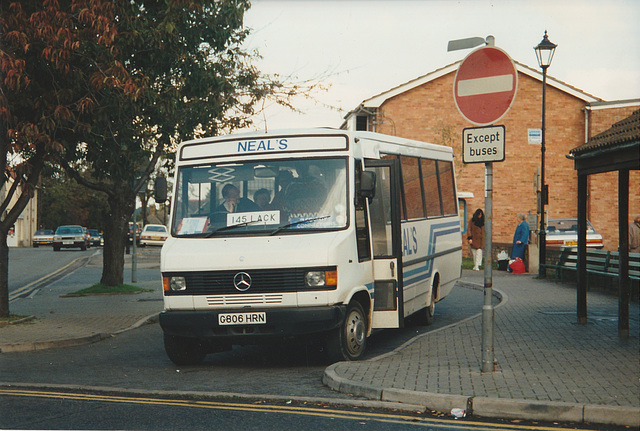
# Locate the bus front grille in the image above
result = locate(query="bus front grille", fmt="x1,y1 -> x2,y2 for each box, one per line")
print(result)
163,267 -> 336,296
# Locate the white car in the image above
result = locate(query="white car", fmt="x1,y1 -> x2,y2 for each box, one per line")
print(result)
546,218 -> 604,249
32,229 -> 54,247
140,224 -> 168,246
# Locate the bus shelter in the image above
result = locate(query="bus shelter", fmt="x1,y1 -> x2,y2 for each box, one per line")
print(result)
568,109 -> 639,338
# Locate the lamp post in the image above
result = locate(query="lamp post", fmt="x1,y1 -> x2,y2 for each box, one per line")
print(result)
534,31 -> 557,279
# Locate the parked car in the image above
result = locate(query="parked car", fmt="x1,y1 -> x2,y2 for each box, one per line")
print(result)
140,224 -> 168,246
53,225 -> 88,251
88,229 -> 102,247
128,222 -> 141,245
546,218 -> 604,249
32,229 -> 54,247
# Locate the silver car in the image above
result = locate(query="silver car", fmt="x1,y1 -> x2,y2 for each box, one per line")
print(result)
545,218 -> 604,249
32,229 -> 54,247
140,224 -> 168,246
53,225 -> 87,251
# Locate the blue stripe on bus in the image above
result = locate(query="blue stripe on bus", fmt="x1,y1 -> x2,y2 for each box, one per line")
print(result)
366,282 -> 375,299
402,220 -> 460,287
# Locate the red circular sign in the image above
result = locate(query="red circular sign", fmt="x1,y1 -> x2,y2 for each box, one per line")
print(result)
454,46 -> 518,126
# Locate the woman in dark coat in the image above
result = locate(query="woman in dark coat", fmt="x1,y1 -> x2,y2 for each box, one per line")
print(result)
468,209 -> 484,271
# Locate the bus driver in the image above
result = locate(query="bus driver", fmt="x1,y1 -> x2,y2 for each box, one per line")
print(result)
216,184 -> 259,213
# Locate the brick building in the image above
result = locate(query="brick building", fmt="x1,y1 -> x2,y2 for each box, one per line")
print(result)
342,61 -> 640,261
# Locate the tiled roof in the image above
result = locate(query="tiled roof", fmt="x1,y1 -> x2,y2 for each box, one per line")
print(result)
570,110 -> 640,156
357,60 -> 602,110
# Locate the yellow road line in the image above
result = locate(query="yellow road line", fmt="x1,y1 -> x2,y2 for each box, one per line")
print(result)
0,388 -> 588,431
8,256 -> 87,300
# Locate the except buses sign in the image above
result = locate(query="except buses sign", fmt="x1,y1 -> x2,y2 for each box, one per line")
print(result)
463,125 -> 505,163
454,46 -> 518,126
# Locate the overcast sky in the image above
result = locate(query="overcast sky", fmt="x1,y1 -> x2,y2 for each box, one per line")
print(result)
242,0 -> 640,131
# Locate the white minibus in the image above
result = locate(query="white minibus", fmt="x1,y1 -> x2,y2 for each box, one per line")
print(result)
159,129 -> 462,365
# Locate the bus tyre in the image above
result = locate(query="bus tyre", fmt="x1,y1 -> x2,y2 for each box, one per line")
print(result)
326,301 -> 367,362
416,289 -> 436,326
424,294 -> 435,325
163,334 -> 206,366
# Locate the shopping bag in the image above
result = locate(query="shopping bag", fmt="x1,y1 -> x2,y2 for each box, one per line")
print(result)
509,257 -> 526,274
497,250 -> 509,271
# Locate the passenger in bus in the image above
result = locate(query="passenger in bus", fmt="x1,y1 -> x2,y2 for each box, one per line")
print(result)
253,188 -> 271,210
283,165 -> 327,217
468,208 -> 484,271
216,184 -> 260,213
269,170 -> 294,210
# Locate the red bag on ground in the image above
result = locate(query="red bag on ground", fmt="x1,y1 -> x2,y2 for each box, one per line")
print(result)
509,257 -> 526,274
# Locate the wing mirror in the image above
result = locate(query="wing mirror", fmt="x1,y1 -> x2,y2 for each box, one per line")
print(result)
359,170 -> 376,201
154,177 -> 168,204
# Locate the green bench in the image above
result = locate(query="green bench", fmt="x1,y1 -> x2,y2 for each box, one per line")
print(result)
551,248 -> 640,287
607,252 -> 640,281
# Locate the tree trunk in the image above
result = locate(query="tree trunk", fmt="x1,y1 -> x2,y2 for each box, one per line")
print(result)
100,192 -> 135,286
0,231 -> 8,317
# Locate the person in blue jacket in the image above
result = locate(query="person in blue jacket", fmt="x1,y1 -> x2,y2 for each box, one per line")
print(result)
511,213 -> 530,260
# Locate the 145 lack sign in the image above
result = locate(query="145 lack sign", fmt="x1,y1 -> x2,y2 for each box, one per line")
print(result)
462,125 -> 505,164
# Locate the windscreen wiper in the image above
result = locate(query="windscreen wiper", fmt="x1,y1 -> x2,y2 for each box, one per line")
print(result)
269,216 -> 330,236
204,220 -> 264,237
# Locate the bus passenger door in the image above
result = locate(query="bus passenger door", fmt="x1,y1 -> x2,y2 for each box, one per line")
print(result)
366,160 -> 404,329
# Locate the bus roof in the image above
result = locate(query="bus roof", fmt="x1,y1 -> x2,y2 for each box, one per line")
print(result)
177,128 -> 454,162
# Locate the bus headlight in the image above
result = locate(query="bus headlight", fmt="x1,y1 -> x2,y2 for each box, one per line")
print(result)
305,271 -> 325,286
168,276 -> 187,291
305,270 -> 337,287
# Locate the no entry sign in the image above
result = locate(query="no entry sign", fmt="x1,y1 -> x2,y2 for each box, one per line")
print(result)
454,46 -> 518,126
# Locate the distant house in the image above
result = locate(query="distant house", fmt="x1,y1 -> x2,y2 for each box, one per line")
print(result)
342,60 -> 640,267
0,177 -> 38,247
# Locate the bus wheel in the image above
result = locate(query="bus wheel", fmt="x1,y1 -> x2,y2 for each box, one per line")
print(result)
326,301 -> 367,362
163,334 -> 206,366
424,291 -> 436,325
416,288 -> 436,326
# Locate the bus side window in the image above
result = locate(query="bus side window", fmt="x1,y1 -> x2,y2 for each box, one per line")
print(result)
400,156 -> 424,220
438,161 -> 458,216
421,159 -> 442,217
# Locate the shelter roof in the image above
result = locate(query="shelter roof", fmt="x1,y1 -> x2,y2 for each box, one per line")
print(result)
570,110 -> 640,156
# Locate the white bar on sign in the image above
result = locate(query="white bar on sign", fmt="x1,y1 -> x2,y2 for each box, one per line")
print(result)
457,74 -> 513,97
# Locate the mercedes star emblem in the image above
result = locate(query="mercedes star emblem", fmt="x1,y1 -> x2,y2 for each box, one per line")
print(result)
233,272 -> 252,292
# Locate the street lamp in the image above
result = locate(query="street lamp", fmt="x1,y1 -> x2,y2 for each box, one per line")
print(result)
534,31 -> 557,278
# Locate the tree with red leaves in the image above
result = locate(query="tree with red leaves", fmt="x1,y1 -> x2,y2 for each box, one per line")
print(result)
0,0 -> 126,316
0,0 -> 290,316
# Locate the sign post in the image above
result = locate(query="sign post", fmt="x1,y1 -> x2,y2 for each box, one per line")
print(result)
454,42 -> 517,373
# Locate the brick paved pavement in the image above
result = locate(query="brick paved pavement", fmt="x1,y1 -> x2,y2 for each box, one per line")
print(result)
324,269 -> 639,427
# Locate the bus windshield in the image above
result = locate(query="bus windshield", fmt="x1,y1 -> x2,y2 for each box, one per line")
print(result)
172,158 -> 348,237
